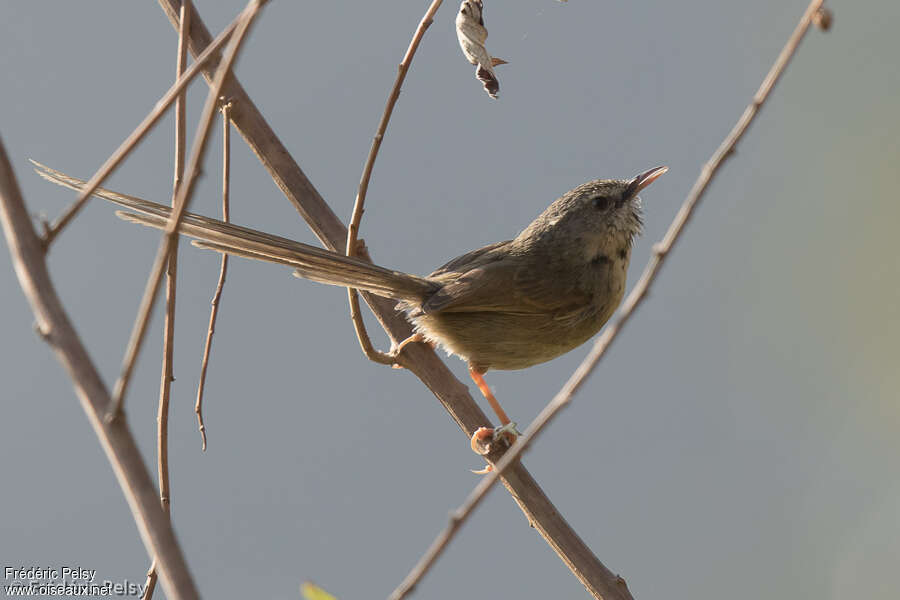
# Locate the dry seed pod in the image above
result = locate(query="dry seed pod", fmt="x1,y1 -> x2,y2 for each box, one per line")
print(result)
455,0 -> 507,98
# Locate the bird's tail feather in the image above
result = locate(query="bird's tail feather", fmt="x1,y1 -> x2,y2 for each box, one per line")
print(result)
32,160 -> 436,303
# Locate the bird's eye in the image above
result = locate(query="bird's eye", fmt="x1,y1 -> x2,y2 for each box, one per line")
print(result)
592,196 -> 611,210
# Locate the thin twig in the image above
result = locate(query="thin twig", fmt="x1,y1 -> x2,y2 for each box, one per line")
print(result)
346,0 -> 444,364
195,101 -> 233,451
107,0 -> 265,421
390,2 -> 830,598
141,561 -> 158,600
39,10 -> 243,251
144,3 -> 191,599
0,142 -> 199,599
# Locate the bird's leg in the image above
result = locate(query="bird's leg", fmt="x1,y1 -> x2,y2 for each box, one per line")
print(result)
469,368 -> 519,456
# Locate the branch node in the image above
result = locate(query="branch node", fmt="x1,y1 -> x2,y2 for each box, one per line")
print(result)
104,407 -> 123,425
33,321 -> 51,342
37,213 -> 51,236
813,7 -> 833,31
354,238 -> 371,261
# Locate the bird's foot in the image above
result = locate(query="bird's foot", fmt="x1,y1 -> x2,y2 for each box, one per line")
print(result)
469,422 -> 520,474
469,421 -> 519,456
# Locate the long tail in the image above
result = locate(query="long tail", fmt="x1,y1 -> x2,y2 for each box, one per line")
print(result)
32,161 -> 437,303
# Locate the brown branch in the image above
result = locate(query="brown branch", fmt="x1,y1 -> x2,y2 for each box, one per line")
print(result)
152,1 -> 624,595
144,3 -> 191,598
195,101 -> 233,451
108,0 -> 265,420
346,0 -> 444,365
390,2 -> 831,597
0,142 -> 199,598
39,9 -> 244,251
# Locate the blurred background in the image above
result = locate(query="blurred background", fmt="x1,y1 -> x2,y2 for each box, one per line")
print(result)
2,1 -> 898,599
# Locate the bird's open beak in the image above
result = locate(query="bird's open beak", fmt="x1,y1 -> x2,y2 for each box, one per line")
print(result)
627,166 -> 668,198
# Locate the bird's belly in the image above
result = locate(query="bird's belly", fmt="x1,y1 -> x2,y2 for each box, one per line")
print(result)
411,305 -> 614,372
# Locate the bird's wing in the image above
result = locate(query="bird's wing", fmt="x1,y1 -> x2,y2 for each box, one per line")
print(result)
423,254 -> 590,320
428,240 -> 510,276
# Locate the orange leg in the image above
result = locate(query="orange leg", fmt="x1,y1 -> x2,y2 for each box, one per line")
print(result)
469,368 -> 511,425
468,368 -> 518,458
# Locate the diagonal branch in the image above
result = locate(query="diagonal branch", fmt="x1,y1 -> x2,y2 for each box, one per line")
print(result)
346,0 -> 443,365
0,141 -> 199,600
108,0 -> 266,420
389,2 -> 832,597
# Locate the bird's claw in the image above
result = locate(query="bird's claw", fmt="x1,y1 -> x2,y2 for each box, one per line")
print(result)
470,426 -> 494,455
469,421 -> 519,471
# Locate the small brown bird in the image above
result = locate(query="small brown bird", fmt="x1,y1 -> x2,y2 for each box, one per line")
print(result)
34,163 -> 666,455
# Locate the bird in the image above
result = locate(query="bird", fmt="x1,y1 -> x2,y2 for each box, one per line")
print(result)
34,162 -> 667,457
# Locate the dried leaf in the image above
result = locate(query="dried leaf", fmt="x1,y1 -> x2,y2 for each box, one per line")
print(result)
455,0 -> 507,99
